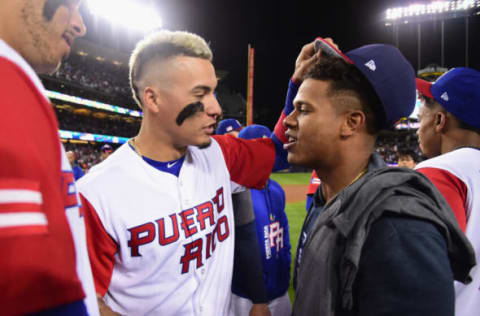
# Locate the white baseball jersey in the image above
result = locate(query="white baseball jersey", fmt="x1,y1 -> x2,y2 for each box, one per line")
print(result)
78,136 -> 276,315
416,147 -> 480,316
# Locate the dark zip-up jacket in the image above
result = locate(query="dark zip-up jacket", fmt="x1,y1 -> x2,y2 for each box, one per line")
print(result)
293,153 -> 475,316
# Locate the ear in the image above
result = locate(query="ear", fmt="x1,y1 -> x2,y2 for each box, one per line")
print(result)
142,86 -> 161,114
434,111 -> 447,133
340,110 -> 366,137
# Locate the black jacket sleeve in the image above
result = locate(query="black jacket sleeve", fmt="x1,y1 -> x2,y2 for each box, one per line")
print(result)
353,214 -> 455,316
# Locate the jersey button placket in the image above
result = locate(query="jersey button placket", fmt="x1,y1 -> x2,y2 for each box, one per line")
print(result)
178,178 -> 191,205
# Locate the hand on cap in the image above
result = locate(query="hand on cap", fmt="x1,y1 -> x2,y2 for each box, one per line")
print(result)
292,37 -> 339,83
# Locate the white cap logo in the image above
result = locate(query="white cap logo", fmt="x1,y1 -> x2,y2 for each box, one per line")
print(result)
226,126 -> 233,132
441,92 -> 449,102
365,60 -> 376,71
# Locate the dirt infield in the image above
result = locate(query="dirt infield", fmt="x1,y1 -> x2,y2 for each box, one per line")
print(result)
283,185 -> 309,203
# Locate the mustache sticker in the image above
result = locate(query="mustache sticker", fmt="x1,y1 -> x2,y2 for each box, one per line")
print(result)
176,101 -> 205,126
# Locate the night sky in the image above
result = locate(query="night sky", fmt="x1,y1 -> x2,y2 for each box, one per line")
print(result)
81,0 -> 480,128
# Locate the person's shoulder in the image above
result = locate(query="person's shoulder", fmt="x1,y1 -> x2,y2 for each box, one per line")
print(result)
357,167 -> 427,197
0,58 -> 32,93
77,145 -> 131,189
0,56 -> 22,73
0,57 -> 37,87
416,150 -> 480,190
417,148 -> 480,171
267,179 -> 285,197
268,178 -> 281,187
188,137 -> 226,161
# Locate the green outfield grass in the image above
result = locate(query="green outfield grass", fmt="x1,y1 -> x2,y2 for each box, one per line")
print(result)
285,201 -> 307,303
270,172 -> 311,185
270,172 -> 311,303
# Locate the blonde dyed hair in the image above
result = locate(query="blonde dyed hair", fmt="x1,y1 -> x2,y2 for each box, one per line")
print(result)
129,30 -> 213,108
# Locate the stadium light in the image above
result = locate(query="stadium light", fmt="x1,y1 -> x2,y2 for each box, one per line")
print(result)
385,0 -> 480,20
86,0 -> 162,33
385,0 -> 479,68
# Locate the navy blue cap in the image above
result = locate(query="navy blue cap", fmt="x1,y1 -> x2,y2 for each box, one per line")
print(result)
315,38 -> 416,128
216,119 -> 242,135
416,67 -> 480,129
238,124 -> 271,140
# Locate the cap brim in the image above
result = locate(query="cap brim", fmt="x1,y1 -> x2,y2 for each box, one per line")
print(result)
415,78 -> 434,99
314,37 -> 354,64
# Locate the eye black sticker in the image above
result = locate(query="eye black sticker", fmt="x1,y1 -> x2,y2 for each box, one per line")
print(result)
176,102 -> 205,126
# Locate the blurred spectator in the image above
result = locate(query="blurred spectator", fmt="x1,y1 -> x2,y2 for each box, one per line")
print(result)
375,129 -> 422,164
100,144 -> 114,161
397,149 -> 417,169
216,119 -> 242,137
63,143 -> 118,172
66,150 -> 85,180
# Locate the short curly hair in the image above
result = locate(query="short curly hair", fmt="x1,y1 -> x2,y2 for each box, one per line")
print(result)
129,30 -> 213,109
304,56 -> 386,134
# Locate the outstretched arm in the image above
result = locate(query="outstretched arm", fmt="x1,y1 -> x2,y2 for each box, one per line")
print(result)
215,38 -> 339,186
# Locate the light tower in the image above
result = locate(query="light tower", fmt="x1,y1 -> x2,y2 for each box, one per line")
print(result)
385,0 -> 480,68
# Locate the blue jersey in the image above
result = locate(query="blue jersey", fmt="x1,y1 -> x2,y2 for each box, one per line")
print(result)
233,179 -> 291,300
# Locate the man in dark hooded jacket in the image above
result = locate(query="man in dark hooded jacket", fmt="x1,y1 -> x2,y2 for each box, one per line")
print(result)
282,38 -> 475,316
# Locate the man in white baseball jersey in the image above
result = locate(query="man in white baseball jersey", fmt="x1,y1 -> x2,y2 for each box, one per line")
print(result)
0,1 -> 99,315
77,30 -> 290,315
415,67 -> 480,316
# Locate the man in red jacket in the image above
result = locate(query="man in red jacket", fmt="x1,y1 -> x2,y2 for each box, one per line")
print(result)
0,1 -> 99,315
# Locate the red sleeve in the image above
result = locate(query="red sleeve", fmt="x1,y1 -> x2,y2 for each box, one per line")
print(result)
417,167 -> 467,232
274,112 -> 288,143
81,194 -> 117,296
306,170 -> 321,195
0,58 -> 85,314
213,135 -> 276,189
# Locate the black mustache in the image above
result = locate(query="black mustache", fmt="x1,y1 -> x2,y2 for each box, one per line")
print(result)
176,102 -> 205,126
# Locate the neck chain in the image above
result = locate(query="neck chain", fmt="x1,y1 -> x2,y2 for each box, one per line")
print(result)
322,166 -> 368,205
347,167 -> 368,187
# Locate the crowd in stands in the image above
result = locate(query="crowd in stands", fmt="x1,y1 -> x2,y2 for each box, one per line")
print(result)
54,53 -> 131,100
55,107 -> 140,138
44,52 -> 247,113
64,143 -> 102,172
64,142 -> 119,173
375,129 -> 422,164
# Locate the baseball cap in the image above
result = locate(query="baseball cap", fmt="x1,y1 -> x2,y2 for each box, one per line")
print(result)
416,67 -> 480,129
238,124 -> 271,140
315,38 -> 416,129
101,144 -> 113,153
216,119 -> 242,135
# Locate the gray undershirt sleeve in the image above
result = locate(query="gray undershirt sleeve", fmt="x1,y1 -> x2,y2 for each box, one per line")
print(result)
232,189 -> 255,226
